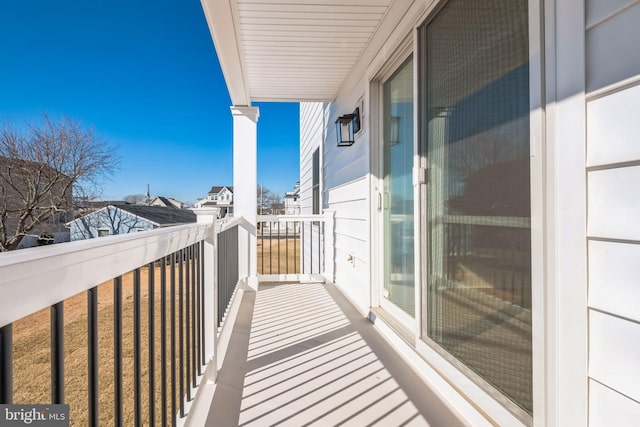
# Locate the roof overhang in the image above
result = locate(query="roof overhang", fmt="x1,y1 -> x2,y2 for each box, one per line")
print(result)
200,0 -> 393,105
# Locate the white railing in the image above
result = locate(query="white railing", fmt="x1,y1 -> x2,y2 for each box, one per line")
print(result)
0,223 -> 210,328
0,219 -> 221,426
0,211 -> 337,425
257,212 -> 334,282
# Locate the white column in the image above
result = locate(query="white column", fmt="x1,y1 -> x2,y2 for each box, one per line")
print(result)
231,106 -> 259,289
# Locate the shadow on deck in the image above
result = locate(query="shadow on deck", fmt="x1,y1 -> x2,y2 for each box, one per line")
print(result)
206,282 -> 465,427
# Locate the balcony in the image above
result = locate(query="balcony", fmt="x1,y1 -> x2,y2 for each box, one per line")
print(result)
0,211 -> 463,426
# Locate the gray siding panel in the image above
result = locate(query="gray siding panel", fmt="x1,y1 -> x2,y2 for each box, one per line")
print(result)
586,2 -> 640,92
586,0 -> 639,27
586,1 -> 640,416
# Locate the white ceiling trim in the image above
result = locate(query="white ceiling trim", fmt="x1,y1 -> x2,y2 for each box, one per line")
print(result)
201,0 -> 394,104
201,0 -> 250,105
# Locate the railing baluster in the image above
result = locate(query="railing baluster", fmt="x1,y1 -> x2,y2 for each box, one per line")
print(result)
178,249 -> 185,417
114,276 -> 123,427
310,221 -> 313,274
0,324 -> 13,404
185,247 -> 191,402
226,231 -> 230,320
88,286 -> 99,427
170,253 -> 177,427
286,221 -> 289,275
294,221 -> 298,274
319,221 -> 323,274
160,257 -> 168,427
148,262 -> 156,425
191,245 -> 197,387
133,268 -> 142,427
277,221 -> 281,273
217,233 -> 223,328
261,221 -> 264,274
216,234 -> 220,328
269,220 -> 273,274
216,225 -> 241,328
199,241 -> 205,375
222,232 -> 226,325
51,302 -> 64,404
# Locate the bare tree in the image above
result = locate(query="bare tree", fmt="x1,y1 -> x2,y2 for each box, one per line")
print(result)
257,186 -> 282,215
0,114 -> 118,251
123,194 -> 147,205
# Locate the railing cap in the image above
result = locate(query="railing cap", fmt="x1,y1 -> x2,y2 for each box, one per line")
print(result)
0,222 -> 211,327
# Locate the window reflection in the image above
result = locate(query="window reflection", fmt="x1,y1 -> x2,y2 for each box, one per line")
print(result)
383,57 -> 415,316
422,0 -> 532,415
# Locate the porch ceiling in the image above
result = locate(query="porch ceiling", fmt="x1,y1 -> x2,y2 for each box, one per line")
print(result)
200,0 -> 393,105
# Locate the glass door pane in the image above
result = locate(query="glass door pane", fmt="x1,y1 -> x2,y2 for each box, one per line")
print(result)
422,0 -> 532,415
383,56 -> 415,317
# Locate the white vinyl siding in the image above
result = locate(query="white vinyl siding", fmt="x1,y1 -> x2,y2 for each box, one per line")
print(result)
588,240 -> 640,323
589,310 -> 640,402
299,102 -> 324,274
589,380 -> 640,427
300,96 -> 371,308
322,90 -> 371,309
69,207 -> 155,241
588,167 -> 640,240
300,103 -> 323,216
586,1 -> 640,92
587,84 -> 640,166
586,0 -> 640,419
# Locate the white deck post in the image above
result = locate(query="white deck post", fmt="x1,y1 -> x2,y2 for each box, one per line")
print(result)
185,208 -> 219,427
231,106 -> 259,290
194,208 -> 219,373
323,210 -> 336,283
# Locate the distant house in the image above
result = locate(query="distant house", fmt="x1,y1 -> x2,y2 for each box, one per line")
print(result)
74,199 -> 131,213
194,186 -> 233,217
67,205 -> 196,241
284,181 -> 300,216
150,196 -> 185,209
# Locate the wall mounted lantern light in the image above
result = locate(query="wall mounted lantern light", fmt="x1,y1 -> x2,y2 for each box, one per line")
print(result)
335,107 -> 360,147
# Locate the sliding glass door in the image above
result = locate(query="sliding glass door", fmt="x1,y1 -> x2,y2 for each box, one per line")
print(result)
382,56 -> 415,317
421,0 -> 532,417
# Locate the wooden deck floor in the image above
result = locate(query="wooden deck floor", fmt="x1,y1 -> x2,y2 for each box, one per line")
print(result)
205,282 -> 465,427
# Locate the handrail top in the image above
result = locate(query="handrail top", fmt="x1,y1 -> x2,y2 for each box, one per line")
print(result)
0,222 -> 210,267
257,214 -> 326,222
0,222 -> 212,327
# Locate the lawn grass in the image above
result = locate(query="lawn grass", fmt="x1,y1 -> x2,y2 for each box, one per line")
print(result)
257,237 -> 300,275
13,263 -> 196,426
11,239 -> 300,426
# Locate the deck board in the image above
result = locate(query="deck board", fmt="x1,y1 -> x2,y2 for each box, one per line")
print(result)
206,282 -> 465,427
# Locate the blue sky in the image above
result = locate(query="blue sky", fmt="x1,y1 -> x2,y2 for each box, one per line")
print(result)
0,0 -> 300,204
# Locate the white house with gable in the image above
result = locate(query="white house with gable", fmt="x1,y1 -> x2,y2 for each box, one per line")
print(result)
194,185 -> 233,217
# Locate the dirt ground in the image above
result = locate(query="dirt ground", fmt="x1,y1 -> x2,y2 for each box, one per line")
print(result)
11,240 -> 300,426
13,262 -> 197,426
257,237 -> 300,275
